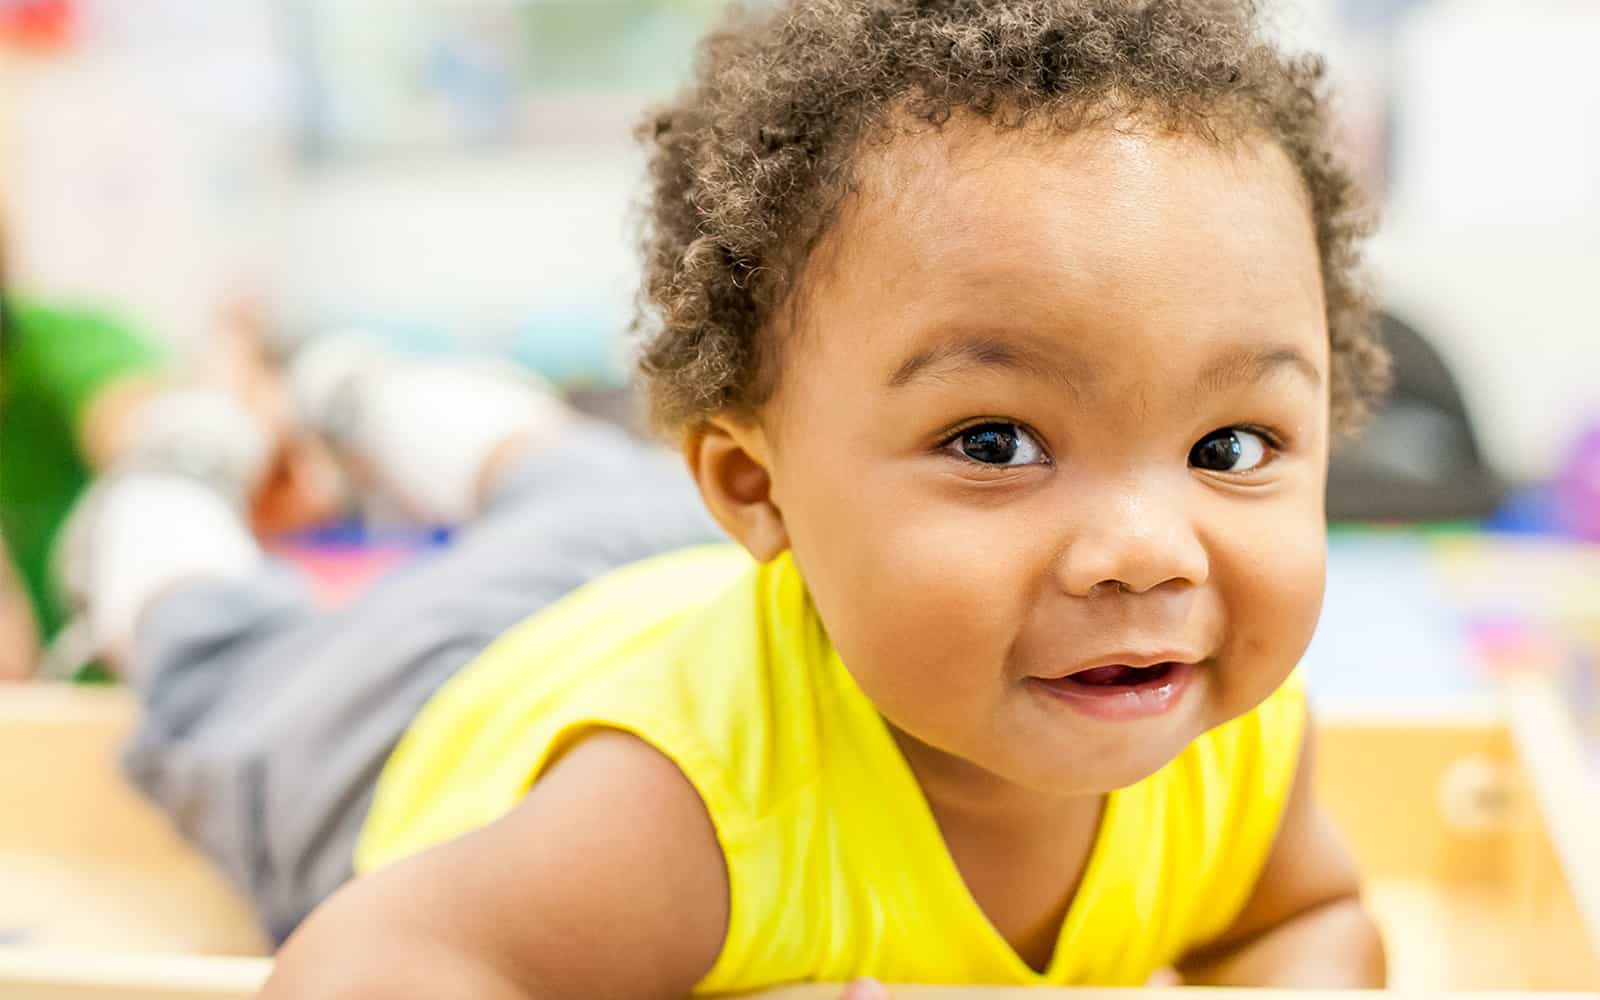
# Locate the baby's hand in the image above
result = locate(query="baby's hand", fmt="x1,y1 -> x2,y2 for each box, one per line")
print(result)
840,978 -> 889,1000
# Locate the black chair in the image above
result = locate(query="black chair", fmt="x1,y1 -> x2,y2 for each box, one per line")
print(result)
1326,311 -> 1506,522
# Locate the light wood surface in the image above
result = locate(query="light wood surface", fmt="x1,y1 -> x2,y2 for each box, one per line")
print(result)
0,952 -> 266,1000
1314,713 -> 1517,883
1314,709 -> 1599,990
2,686 -> 1598,993
3,951 -> 1599,1000
1502,672 -> 1600,961
0,686 -> 267,956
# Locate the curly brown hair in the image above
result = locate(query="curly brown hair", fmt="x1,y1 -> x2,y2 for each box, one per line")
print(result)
634,0 -> 1389,438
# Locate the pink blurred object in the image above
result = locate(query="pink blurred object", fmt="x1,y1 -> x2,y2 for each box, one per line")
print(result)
1467,614 -> 1562,676
273,542 -> 417,608
1555,421 -> 1600,541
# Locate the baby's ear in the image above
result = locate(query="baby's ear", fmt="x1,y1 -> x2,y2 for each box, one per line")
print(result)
683,415 -> 789,563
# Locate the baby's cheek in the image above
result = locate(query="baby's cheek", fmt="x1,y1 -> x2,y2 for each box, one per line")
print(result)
816,511 -> 1026,721
1233,527 -> 1326,683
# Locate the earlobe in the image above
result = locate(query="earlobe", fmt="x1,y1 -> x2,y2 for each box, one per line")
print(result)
683,417 -> 790,562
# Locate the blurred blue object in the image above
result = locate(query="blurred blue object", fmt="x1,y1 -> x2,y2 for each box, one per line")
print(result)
1486,484 -> 1564,536
1484,421 -> 1600,540
1337,0 -> 1430,31
509,307 -> 626,386
282,517 -> 452,550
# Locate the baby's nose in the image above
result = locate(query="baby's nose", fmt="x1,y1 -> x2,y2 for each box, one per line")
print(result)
1053,488 -> 1209,597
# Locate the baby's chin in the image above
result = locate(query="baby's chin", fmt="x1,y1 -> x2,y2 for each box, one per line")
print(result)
990,695 -> 1218,796
1009,741 -> 1197,798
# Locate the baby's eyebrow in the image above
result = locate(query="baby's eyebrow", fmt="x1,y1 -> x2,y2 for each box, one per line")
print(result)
1196,343 -> 1323,394
887,333 -> 1321,398
887,333 -> 1092,397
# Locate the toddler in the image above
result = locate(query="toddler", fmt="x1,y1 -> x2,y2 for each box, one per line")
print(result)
82,2 -> 1395,996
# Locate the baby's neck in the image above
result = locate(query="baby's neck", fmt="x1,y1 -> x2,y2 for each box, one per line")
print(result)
887,719 -> 1104,973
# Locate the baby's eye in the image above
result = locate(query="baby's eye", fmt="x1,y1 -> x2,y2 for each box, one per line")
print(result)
1189,427 -> 1271,473
947,422 -> 1046,467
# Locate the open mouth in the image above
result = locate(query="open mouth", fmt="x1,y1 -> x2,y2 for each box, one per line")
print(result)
1060,662 -> 1176,687
1029,661 -> 1197,720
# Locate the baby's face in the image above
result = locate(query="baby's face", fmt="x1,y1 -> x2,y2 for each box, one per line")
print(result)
761,121 -> 1330,794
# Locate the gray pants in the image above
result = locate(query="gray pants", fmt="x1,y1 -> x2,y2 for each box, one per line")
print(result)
123,421 -> 722,943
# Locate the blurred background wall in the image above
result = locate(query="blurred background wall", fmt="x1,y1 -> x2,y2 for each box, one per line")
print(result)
2,0 -> 1596,482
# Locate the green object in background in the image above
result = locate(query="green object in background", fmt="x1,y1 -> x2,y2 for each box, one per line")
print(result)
1327,519 -> 1483,538
515,0 -> 726,92
0,301 -> 165,643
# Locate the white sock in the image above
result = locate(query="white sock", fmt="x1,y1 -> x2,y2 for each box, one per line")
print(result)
356,364 -> 569,523
292,336 -> 570,524
80,474 -> 262,662
119,387 -> 274,504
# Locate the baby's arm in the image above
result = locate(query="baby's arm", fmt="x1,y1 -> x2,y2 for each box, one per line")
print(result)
1176,718 -> 1386,986
261,731 -> 730,1000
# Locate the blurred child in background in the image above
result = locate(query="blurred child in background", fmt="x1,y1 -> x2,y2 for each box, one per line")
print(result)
57,333 -> 709,943
0,248 -> 170,677
0,235 -> 340,679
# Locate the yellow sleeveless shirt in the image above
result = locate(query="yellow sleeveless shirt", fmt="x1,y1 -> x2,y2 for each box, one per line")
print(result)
357,546 -> 1305,991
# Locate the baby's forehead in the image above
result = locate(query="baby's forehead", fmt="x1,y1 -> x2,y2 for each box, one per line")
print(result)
842,115 -> 1304,230
806,120 -> 1320,314
777,119 -> 1329,404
